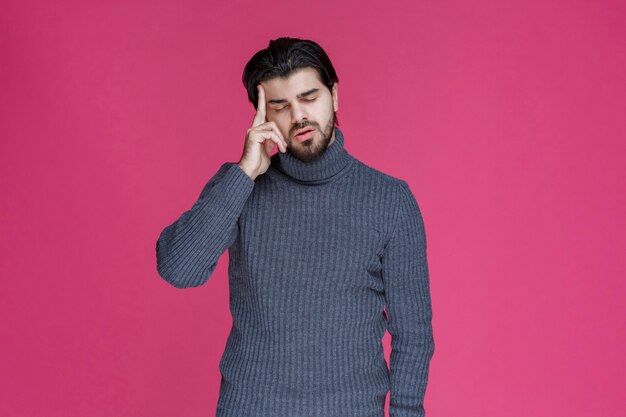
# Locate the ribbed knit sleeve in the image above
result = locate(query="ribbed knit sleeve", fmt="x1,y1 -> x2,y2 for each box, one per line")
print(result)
156,162 -> 255,289
383,181 -> 435,417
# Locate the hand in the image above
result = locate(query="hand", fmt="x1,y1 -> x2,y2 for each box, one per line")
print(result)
237,84 -> 288,180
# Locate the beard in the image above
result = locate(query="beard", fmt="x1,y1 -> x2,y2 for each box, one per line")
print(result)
287,111 -> 336,163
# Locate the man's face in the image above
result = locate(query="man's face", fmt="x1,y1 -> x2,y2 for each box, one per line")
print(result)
260,67 -> 338,163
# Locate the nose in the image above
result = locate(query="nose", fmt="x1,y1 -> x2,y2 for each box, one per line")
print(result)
290,102 -> 308,125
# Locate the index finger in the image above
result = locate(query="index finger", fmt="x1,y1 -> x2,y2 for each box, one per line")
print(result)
252,84 -> 266,127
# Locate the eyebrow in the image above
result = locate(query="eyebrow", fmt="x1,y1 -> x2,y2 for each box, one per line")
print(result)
267,88 -> 320,104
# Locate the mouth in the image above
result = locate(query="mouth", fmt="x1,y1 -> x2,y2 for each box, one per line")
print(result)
294,127 -> 315,142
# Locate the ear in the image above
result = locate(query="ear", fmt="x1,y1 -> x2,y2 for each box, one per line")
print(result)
331,82 -> 338,112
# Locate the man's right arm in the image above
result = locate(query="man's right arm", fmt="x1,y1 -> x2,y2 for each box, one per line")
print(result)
157,82 -> 286,288
155,162 -> 255,288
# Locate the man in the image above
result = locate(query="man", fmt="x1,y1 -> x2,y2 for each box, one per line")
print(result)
156,37 -> 435,417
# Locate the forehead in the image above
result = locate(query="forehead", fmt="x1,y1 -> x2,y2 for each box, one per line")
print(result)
261,67 -> 325,98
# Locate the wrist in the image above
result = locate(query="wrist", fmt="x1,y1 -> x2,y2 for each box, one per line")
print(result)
237,162 -> 256,181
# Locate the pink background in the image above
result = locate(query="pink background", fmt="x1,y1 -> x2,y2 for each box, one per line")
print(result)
1,1 -> 624,416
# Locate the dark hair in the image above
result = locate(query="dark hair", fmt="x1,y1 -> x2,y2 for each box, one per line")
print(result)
242,37 -> 339,126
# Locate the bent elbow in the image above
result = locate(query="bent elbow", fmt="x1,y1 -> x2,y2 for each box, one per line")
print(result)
155,237 -> 214,289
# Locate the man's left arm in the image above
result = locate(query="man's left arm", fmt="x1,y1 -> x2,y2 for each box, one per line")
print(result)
382,180 -> 435,417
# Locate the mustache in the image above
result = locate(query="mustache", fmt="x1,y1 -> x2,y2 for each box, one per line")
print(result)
291,122 -> 317,135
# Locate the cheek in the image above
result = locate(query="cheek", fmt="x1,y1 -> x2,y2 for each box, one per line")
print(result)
267,114 -> 286,127
314,101 -> 333,120
270,118 -> 290,137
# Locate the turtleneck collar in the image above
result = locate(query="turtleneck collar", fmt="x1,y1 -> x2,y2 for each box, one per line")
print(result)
270,126 -> 355,185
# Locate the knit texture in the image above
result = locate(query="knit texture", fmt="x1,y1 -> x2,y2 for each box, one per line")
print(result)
156,127 -> 434,417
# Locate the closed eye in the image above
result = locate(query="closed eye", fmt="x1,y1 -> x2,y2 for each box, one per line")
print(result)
275,98 -> 317,112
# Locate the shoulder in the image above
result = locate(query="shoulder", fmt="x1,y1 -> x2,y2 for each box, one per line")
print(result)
350,157 -> 415,197
352,156 -> 425,223
351,157 -> 402,184
350,157 -> 424,230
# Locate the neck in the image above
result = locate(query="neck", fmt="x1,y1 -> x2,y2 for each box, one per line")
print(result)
270,126 -> 355,184
328,128 -> 336,146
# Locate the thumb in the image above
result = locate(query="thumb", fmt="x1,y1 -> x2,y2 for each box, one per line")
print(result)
264,138 -> 274,157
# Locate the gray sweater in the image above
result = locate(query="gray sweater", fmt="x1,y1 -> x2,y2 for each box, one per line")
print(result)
156,127 -> 434,417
